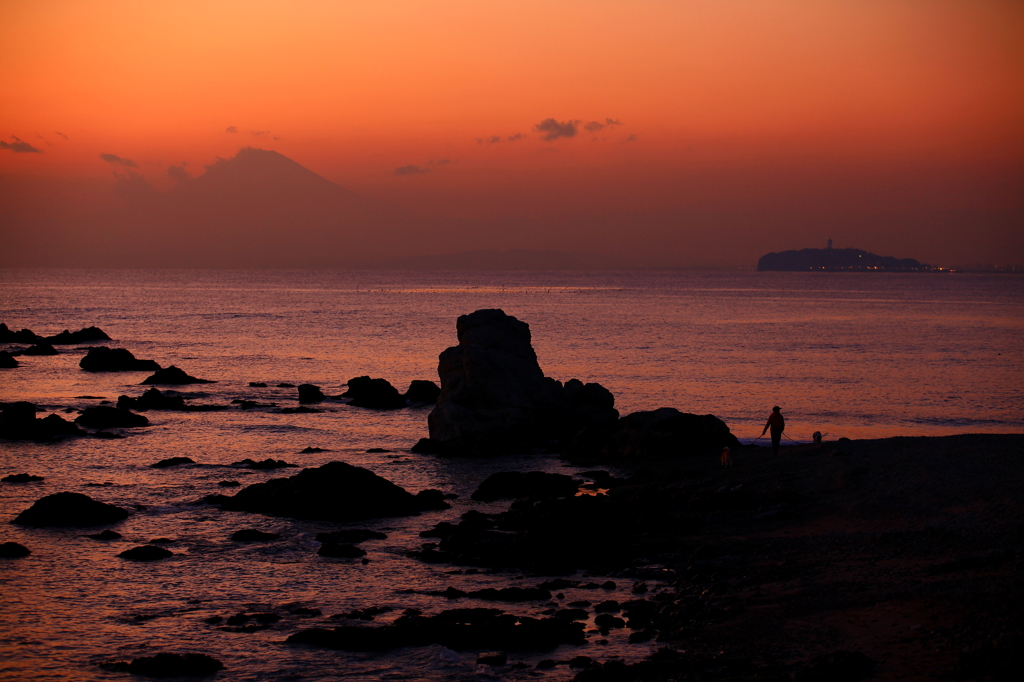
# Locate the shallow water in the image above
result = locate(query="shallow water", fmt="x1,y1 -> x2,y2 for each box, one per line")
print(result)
1,269 -> 1022,680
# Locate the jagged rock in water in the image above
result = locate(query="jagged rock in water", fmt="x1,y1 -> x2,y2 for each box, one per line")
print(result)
0,351 -> 18,368
427,309 -> 618,454
13,492 -> 129,527
404,380 -> 441,405
344,376 -> 406,409
80,347 -> 160,372
141,365 -> 215,385
150,456 -> 195,468
0,402 -> 83,441
219,460 -> 447,521
564,407 -> 740,464
297,384 -> 326,403
117,388 -> 187,411
45,326 -> 111,344
75,406 -> 149,429
0,323 -> 45,344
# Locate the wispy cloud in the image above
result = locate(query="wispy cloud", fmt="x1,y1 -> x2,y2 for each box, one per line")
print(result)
100,153 -> 138,167
584,121 -> 606,133
534,118 -> 579,141
433,158 -> 453,166
475,135 -> 502,144
605,118 -> 623,126
167,164 -> 191,183
55,131 -> 69,140
252,130 -> 270,136
0,136 -> 43,153
394,164 -> 430,176
226,126 -> 238,133
113,170 -> 154,202
507,133 -> 524,141
622,134 -> 638,143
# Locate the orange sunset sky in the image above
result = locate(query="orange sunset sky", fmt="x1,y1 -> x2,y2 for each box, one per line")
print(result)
1,0 -> 1022,268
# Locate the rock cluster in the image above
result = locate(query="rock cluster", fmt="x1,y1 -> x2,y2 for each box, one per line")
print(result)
75,406 -> 149,429
425,309 -> 618,454
0,402 -> 82,441
343,376 -> 442,409
1,323 -> 111,345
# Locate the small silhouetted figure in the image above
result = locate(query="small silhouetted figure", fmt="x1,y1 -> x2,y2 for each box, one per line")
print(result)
721,446 -> 732,468
762,406 -> 785,457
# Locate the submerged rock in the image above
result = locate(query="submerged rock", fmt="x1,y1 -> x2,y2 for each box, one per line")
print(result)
117,388 -> 187,411
2,473 -> 45,483
0,542 -> 31,558
22,343 -> 58,356
344,376 -> 406,409
86,529 -> 123,541
75,406 -> 149,429
150,456 -> 195,468
99,652 -> 224,677
565,407 -> 740,464
141,366 -> 215,385
79,347 -> 160,372
427,309 -> 618,454
13,492 -> 129,527
471,471 -> 580,501
118,545 -> 174,561
219,460 -> 448,522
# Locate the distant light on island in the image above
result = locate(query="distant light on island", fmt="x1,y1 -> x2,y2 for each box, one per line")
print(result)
757,247 -> 947,272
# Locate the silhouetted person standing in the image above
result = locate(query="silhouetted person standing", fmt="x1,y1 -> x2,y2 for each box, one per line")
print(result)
762,406 -> 785,457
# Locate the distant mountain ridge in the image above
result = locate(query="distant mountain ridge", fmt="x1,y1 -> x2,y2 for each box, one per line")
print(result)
758,248 -> 931,272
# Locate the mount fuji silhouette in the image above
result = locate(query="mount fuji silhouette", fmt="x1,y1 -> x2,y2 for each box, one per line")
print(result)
78,147 -> 424,267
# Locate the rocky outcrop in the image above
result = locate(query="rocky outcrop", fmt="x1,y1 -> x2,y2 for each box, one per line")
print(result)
287,607 -> 585,651
297,384 -> 326,403
0,542 -> 31,558
219,460 -> 449,522
0,323 -> 45,344
343,376 -> 406,409
0,402 -> 83,441
426,309 -> 618,454
118,545 -> 174,561
0,351 -> 18,368
12,492 -> 130,527
404,380 -> 441,405
564,407 -> 740,464
141,366 -> 215,385
75,406 -> 149,429
46,326 -> 111,344
471,471 -> 581,501
150,457 -> 195,468
80,347 -> 160,372
2,473 -> 45,483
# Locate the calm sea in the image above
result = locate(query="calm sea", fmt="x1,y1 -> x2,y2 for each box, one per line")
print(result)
1,269 -> 1021,681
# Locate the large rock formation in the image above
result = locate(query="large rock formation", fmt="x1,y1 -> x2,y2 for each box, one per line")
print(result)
425,309 -> 617,454
564,407 -> 740,465
219,461 -> 448,522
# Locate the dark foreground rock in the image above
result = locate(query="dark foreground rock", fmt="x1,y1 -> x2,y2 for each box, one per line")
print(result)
141,366 -> 215,385
427,309 -> 618,454
344,376 -> 406,409
13,492 -> 129,527
0,542 -> 31,558
219,461 -> 449,522
79,347 -> 161,372
287,607 -> 585,652
317,542 -> 366,558
118,545 -> 174,561
75,406 -> 149,429
565,407 -> 740,465
99,652 -> 224,677
472,471 -> 581,501
0,402 -> 84,441
0,351 -> 18,368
